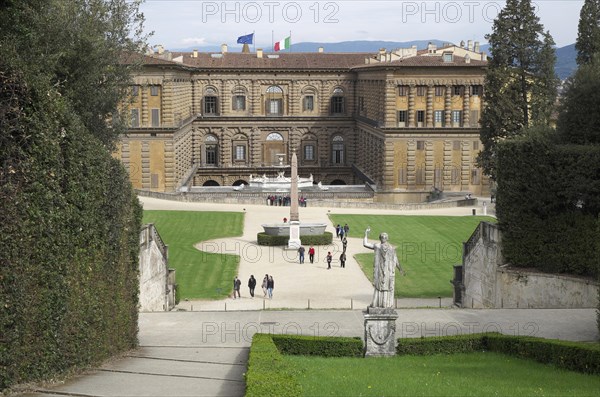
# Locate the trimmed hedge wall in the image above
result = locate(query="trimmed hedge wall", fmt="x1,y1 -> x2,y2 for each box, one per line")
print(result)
257,232 -> 333,246
1,46 -> 141,390
245,334 -> 302,397
397,333 -> 600,375
245,333 -> 600,397
272,334 -> 363,357
496,136 -> 600,277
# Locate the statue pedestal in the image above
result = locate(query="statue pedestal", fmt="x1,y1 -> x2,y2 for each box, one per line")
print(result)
363,307 -> 398,357
287,221 -> 301,249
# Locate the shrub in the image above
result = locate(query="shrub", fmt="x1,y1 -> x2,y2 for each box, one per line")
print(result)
397,334 -> 487,355
272,334 -> 363,357
245,334 -> 302,397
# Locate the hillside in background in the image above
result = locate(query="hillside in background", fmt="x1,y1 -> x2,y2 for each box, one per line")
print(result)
171,40 -> 576,79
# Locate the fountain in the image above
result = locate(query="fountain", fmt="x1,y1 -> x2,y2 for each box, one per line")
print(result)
259,149 -> 328,245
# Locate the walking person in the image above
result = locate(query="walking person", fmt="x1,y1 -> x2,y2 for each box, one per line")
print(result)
248,275 -> 256,298
267,275 -> 274,299
343,223 -> 349,236
342,236 -> 348,253
335,224 -> 341,238
262,274 -> 268,297
308,245 -> 315,264
326,252 -> 332,269
339,227 -> 345,241
340,252 -> 346,268
298,245 -> 305,264
233,276 -> 241,299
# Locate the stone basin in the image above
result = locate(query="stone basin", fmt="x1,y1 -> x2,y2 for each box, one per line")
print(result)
261,223 -> 327,236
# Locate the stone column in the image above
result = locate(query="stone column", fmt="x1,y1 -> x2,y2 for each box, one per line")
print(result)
463,85 -> 471,127
408,85 -> 416,127
426,85 -> 434,127
288,150 -> 301,249
444,84 -> 452,127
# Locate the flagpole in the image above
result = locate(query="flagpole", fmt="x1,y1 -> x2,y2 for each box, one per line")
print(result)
271,30 -> 274,52
253,30 -> 256,53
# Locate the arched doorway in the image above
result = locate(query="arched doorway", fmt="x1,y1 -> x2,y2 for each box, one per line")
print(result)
203,180 -> 220,187
232,180 -> 247,186
330,179 -> 347,185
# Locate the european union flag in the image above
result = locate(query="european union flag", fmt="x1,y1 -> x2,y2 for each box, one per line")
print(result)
237,33 -> 254,45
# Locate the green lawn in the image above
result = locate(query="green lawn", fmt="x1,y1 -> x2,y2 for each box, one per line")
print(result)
285,352 -> 600,397
329,215 -> 495,297
143,210 -> 244,299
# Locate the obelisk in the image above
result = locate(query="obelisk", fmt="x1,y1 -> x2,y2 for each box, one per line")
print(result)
287,149 -> 301,249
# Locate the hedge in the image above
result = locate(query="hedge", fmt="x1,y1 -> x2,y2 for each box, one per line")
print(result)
496,135 -> 600,277
271,334 -> 363,357
245,334 -> 302,397
1,45 -> 141,390
397,333 -> 600,375
257,232 -> 333,246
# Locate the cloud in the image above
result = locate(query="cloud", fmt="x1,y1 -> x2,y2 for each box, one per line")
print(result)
181,37 -> 208,45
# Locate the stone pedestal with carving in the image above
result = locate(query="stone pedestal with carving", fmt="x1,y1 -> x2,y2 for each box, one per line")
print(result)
287,221 -> 301,249
363,307 -> 398,357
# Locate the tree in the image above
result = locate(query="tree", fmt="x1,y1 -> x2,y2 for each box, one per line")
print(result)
576,0 -> 600,65
477,0 -> 558,179
557,53 -> 600,144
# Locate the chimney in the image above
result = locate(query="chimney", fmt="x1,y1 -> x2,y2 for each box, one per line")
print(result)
474,41 -> 480,53
465,54 -> 471,64
468,40 -> 474,51
460,40 -> 465,48
156,44 -> 165,55
192,49 -> 198,58
221,43 -> 228,53
257,48 -> 263,58
318,46 -> 324,53
482,52 -> 488,61
427,42 -> 437,53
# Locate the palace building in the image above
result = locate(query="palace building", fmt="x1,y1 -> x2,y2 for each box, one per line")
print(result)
116,41 -> 489,203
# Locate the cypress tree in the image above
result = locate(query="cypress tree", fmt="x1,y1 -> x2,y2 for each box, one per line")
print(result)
576,0 -> 600,65
477,0 -> 558,179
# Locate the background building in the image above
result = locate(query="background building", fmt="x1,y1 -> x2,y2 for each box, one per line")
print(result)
116,42 -> 489,203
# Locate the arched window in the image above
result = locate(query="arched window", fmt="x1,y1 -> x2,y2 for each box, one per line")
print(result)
266,85 -> 284,116
205,134 -> 218,166
332,135 -> 344,164
330,87 -> 345,115
232,86 -> 247,111
204,87 -> 218,115
302,134 -> 317,163
266,132 -> 284,141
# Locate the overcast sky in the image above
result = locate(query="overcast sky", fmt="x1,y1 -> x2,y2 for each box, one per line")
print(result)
139,0 -> 583,50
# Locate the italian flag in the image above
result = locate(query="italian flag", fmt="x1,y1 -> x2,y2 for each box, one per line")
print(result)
274,36 -> 291,51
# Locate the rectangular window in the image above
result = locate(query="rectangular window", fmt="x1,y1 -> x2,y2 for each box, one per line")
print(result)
434,110 -> 443,125
304,145 -> 315,161
304,95 -> 314,111
331,96 -> 344,114
452,110 -> 462,125
417,110 -> 425,125
131,86 -> 139,96
451,168 -> 460,184
417,140 -> 425,151
150,85 -> 159,96
151,108 -> 160,127
471,85 -> 481,96
398,86 -> 408,96
470,110 -> 480,127
416,86 -> 426,97
204,96 -> 217,115
435,86 -> 444,96
206,145 -> 217,165
416,168 -> 425,185
333,143 -> 344,164
235,145 -> 246,161
471,168 -> 480,185
473,141 -> 479,150
398,110 -> 407,126
232,95 -> 246,111
151,174 -> 159,189
130,109 -> 139,128
398,167 -> 407,184
453,86 -> 463,96
268,99 -> 282,115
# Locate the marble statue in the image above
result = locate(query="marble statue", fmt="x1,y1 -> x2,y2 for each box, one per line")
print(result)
363,228 -> 405,308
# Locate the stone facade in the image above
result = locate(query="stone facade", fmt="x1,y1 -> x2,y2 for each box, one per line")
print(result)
116,44 -> 490,202
139,224 -> 176,312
